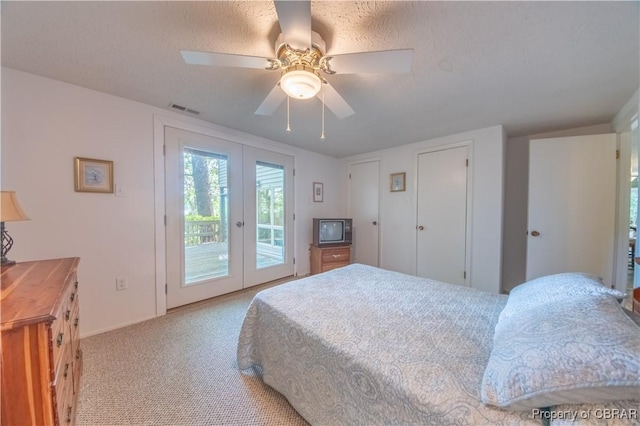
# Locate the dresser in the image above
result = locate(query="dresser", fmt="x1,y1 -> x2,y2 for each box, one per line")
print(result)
310,245 -> 351,275
1,258 -> 82,426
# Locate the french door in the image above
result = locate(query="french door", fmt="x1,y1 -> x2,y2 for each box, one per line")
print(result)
165,127 -> 294,308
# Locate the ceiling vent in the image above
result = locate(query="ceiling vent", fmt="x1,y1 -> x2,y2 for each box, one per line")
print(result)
168,102 -> 200,115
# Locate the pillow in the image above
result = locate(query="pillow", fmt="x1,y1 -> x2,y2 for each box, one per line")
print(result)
499,273 -> 627,323
481,293 -> 640,411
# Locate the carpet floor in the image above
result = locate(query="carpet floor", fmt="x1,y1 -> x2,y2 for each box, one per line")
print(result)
76,282 -> 309,426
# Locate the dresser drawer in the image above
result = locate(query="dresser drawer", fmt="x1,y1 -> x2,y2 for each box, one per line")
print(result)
51,316 -> 68,373
52,277 -> 76,372
321,261 -> 349,272
320,247 -> 350,263
54,351 -> 74,425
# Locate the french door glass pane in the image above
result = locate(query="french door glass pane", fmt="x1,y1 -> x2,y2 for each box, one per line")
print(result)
256,161 -> 285,269
183,148 -> 229,284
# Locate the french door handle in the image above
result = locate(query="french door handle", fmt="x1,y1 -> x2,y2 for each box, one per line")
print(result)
236,221 -> 245,227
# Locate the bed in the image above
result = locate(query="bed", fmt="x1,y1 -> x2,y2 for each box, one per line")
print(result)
237,264 -> 640,425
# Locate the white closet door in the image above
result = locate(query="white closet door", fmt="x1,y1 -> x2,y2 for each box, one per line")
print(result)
348,160 -> 380,266
416,146 -> 468,285
527,134 -> 617,285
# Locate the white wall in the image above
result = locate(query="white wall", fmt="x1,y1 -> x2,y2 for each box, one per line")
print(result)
1,68 -> 342,337
341,125 -> 506,294
502,123 -> 614,293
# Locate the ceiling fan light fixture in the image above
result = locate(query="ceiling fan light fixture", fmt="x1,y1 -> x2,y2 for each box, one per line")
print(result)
280,67 -> 321,99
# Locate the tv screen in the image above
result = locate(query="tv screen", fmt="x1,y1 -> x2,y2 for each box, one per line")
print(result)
320,220 -> 344,243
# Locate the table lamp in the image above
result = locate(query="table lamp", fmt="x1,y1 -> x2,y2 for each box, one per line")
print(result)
0,191 -> 29,266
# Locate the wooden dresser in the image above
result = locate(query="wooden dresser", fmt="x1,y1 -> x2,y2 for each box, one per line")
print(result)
1,257 -> 82,426
310,245 -> 351,275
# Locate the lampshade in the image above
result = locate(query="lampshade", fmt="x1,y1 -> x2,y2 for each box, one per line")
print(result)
280,69 -> 322,100
0,191 -> 29,222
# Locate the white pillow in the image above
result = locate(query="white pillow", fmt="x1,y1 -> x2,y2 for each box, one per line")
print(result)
499,273 -> 626,324
481,293 -> 640,411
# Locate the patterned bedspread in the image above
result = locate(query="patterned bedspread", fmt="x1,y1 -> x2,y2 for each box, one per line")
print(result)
237,264 -> 538,425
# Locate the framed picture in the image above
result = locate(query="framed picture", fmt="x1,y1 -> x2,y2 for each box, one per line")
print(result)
313,182 -> 323,202
390,172 -> 406,192
74,157 -> 114,193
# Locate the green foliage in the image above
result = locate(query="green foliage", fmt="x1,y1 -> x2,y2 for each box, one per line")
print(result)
185,215 -> 218,222
257,187 -> 284,225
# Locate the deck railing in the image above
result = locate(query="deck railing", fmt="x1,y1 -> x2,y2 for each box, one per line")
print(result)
185,220 -> 222,246
185,220 -> 283,263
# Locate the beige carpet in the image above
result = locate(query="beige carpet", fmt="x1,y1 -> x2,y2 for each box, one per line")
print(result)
76,282 -> 308,426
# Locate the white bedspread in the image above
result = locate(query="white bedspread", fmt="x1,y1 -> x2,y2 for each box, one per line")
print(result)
237,264 -> 539,425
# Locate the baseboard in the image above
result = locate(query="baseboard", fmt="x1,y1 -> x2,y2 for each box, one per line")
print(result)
80,314 -> 158,339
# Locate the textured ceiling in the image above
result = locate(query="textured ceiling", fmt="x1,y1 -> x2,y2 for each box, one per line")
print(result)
2,1 -> 638,158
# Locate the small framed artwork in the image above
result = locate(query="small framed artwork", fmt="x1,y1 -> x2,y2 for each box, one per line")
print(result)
313,182 -> 323,202
74,157 -> 114,193
390,172 -> 406,192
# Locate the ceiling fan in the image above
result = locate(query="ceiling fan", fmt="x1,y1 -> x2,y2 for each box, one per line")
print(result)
180,0 -> 413,120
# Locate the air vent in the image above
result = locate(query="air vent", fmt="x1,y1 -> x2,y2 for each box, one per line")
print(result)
168,103 -> 200,115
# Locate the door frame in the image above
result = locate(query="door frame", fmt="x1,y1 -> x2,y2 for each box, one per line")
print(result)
153,114 -> 297,316
614,124 -> 635,293
414,141 -> 473,283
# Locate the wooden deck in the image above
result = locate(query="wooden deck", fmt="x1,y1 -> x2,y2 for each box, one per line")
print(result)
185,241 -> 283,284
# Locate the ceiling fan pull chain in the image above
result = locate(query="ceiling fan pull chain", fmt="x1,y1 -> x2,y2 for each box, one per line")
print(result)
286,96 -> 291,133
321,89 -> 326,141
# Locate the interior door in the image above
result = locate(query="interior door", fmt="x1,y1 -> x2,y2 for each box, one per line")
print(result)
348,160 -> 380,266
242,146 -> 295,287
527,134 -> 617,285
416,146 -> 468,285
165,127 -> 244,308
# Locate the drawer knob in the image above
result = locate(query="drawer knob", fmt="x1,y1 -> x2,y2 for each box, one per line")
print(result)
64,362 -> 70,378
56,332 -> 64,347
74,317 -> 79,328
74,281 -> 78,290
332,254 -> 341,258
65,310 -> 71,321
70,292 -> 75,302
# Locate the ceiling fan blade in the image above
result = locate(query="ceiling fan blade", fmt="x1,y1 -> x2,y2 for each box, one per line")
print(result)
274,0 -> 311,50
318,83 -> 355,119
255,83 -> 287,116
181,50 -> 272,70
325,49 -> 414,74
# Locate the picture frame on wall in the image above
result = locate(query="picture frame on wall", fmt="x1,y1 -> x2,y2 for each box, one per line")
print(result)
313,182 -> 323,202
390,172 -> 406,192
74,157 -> 114,193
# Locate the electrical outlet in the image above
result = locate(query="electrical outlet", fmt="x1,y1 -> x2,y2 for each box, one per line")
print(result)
116,277 -> 127,291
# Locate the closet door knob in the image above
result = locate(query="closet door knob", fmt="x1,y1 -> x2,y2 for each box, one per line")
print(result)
372,221 -> 377,226
531,230 -> 540,237
417,225 -> 424,231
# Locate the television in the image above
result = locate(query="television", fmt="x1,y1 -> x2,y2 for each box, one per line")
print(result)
312,218 -> 353,247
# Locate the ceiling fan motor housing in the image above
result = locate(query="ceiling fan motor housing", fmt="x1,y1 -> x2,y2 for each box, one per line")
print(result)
275,32 -> 328,99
